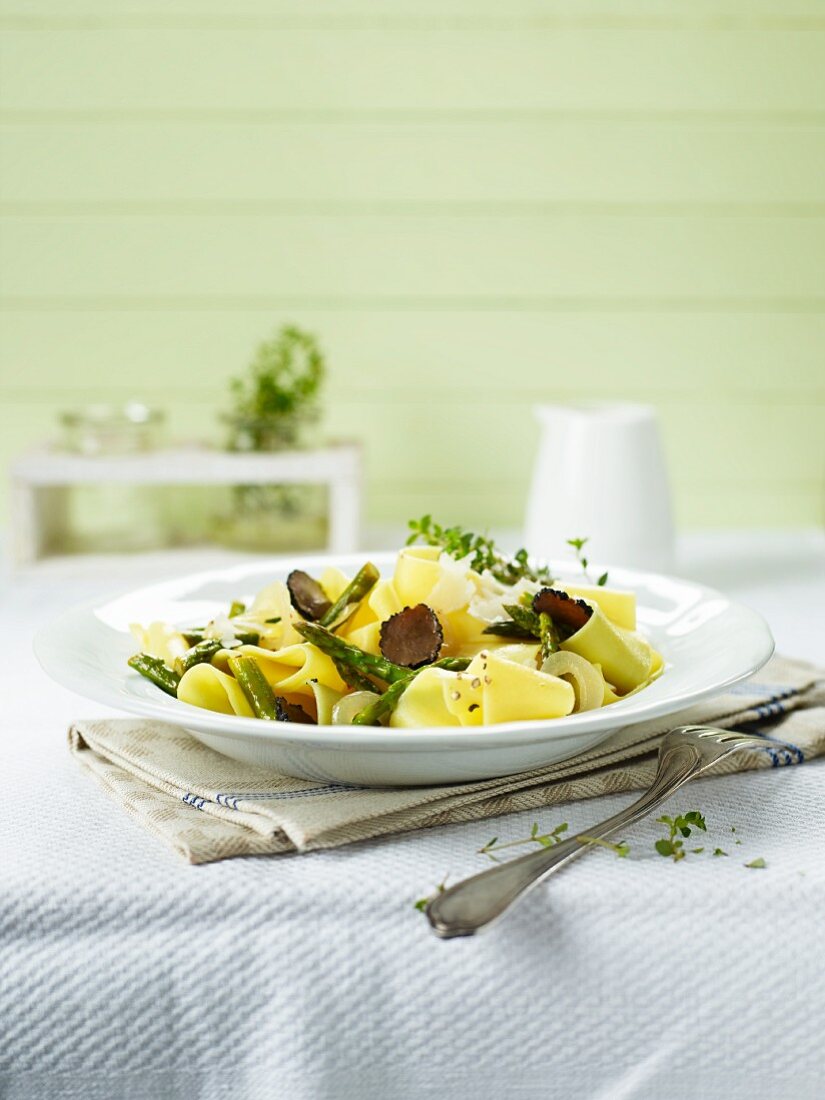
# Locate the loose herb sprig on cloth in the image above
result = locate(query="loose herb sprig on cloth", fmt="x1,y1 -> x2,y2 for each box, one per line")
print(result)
413,874 -> 449,912
478,821 -> 570,862
407,515 -> 553,586
654,811 -> 707,861
576,835 -> 631,857
412,809 -> 771,913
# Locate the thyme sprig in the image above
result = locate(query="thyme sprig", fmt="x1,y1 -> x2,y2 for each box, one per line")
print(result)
478,821 -> 569,862
577,834 -> 631,857
406,515 -> 553,586
413,873 -> 449,912
654,811 -> 707,861
412,809 -> 771,914
566,537 -> 608,587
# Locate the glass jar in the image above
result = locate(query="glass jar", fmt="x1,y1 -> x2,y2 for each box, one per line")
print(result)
48,403 -> 167,555
60,402 -> 164,456
217,411 -> 329,551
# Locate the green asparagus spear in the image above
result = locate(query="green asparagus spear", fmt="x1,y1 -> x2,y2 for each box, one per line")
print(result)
351,657 -> 471,726
539,611 -> 560,662
351,675 -> 413,725
319,562 -> 380,629
482,620 -> 536,640
432,657 -> 472,673
482,601 -> 547,640
182,627 -> 260,646
128,653 -> 181,697
294,620 -> 410,683
228,600 -> 246,618
174,638 -> 222,675
503,603 -> 542,636
227,655 -> 280,719
332,657 -> 377,693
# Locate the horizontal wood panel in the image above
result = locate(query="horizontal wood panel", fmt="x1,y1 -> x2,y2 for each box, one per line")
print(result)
2,29 -> 825,113
368,482 -> 824,529
3,123 -> 825,206
3,394 -> 822,489
2,311 -> 824,395
3,215 -> 824,299
368,483 -> 824,529
4,2 -> 825,19
5,2 -> 825,31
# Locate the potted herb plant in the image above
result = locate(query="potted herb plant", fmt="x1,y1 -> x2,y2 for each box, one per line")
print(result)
224,324 -> 325,451
219,324 -> 328,550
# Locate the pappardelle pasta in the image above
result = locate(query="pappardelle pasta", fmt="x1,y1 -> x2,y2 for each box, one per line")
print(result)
127,527 -> 664,729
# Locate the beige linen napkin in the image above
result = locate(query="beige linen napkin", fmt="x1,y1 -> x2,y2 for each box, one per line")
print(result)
69,655 -> 825,864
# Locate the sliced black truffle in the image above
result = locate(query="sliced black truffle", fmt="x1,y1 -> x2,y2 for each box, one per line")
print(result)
379,604 -> 444,669
275,697 -> 316,724
532,588 -> 593,636
286,569 -> 332,621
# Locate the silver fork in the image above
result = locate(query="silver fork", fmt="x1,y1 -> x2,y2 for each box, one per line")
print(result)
427,725 -> 797,938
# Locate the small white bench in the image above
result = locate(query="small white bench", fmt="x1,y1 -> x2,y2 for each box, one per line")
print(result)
9,442 -> 363,567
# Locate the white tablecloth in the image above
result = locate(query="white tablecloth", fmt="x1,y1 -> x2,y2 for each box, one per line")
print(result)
2,531 -> 824,1100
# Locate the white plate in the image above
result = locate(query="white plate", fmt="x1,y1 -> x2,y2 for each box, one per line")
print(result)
35,552 -> 774,786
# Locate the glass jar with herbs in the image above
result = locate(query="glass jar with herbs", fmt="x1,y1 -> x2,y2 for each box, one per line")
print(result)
217,324 -> 329,551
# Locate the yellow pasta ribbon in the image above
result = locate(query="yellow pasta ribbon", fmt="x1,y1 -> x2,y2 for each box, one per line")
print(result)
469,650 -> 576,725
342,579 -> 403,635
390,668 -> 462,728
344,621 -> 382,657
561,607 -> 652,694
319,566 -> 350,603
310,681 -> 347,724
248,580 -> 304,648
439,607 -> 492,658
221,642 -> 347,701
129,621 -> 189,666
392,545 -> 442,606
561,584 -> 636,631
177,663 -> 254,717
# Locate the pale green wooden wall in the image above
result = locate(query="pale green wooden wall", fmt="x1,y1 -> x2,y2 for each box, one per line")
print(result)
2,1 -> 824,531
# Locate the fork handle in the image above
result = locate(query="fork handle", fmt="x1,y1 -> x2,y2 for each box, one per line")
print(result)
427,740 -> 704,938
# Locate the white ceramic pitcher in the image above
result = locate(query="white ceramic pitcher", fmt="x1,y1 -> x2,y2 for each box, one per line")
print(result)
524,403 -> 674,572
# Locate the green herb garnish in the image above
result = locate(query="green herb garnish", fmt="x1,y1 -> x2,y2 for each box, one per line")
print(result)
713,847 -> 728,857
407,515 -> 553,586
576,834 -> 631,857
413,873 -> 449,912
566,537 -> 609,587
745,857 -> 767,869
478,820 -> 569,861
654,810 -> 707,861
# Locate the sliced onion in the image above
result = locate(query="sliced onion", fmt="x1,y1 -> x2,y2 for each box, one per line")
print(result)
331,691 -> 381,725
540,651 -> 604,712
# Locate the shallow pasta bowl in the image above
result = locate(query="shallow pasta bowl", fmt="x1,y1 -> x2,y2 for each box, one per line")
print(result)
34,552 -> 774,786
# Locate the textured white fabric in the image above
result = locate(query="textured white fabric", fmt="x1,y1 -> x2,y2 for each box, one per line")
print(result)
2,533 -> 825,1100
